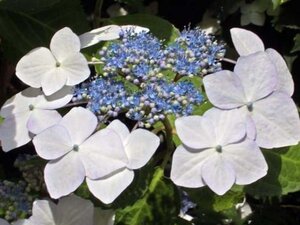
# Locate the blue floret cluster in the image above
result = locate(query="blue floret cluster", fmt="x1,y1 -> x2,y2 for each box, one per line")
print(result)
73,28 -> 225,127
0,180 -> 33,221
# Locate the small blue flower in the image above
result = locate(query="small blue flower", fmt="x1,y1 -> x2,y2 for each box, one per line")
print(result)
100,31 -> 164,86
164,27 -> 225,76
0,180 -> 33,221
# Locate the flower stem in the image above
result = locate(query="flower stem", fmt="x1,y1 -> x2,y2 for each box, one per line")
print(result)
88,61 -> 104,65
161,118 -> 174,169
221,58 -> 237,64
93,0 -> 104,28
59,101 -> 88,109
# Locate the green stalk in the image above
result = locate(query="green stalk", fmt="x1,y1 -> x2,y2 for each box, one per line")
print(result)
93,0 -> 104,28
161,117 -> 174,169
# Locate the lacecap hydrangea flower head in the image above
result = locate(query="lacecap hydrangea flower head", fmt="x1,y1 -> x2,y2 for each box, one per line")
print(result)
1,22 -> 299,224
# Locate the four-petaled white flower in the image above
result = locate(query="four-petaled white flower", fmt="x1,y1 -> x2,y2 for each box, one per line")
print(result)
0,87 -> 73,152
171,108 -> 268,195
32,107 -> 129,199
23,195 -> 114,225
86,119 -> 160,204
203,52 -> 300,148
16,27 -> 90,96
230,27 -> 294,96
79,25 -> 150,48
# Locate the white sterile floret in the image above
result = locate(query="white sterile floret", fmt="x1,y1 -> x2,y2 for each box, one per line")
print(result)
23,195 -> 114,225
203,52 -> 300,149
230,27 -> 294,96
16,27 -> 90,96
171,108 -> 268,195
0,87 -> 73,152
79,25 -> 122,48
86,119 -> 160,204
79,25 -> 150,48
0,218 -> 27,225
32,107 -> 128,199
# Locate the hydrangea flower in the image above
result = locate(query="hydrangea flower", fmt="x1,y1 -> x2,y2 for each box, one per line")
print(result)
32,107 -> 128,199
16,27 -> 90,96
171,108 -> 268,195
74,78 -> 203,127
203,52 -> 300,148
79,25 -> 149,49
86,120 -> 160,204
0,180 -> 33,221
0,87 -> 73,152
230,27 -> 294,96
100,30 -> 163,85
79,25 -> 122,49
23,195 -> 114,225
0,219 -> 27,225
73,78 -> 128,119
240,1 -> 268,26
126,80 -> 203,127
163,27 -> 225,76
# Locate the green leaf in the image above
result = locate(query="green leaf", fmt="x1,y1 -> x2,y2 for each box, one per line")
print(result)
0,0 -> 89,62
0,116 -> 3,125
193,101 -> 213,116
0,0 -> 60,13
115,167 -> 180,225
245,144 -> 300,197
271,0 -> 300,31
103,14 -> 180,44
291,34 -> 300,53
186,186 -> 244,212
272,0 -> 289,9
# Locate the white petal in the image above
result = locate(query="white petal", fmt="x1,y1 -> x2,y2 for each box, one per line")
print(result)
238,107 -> 257,140
107,119 -> 130,143
266,48 -> 294,96
175,116 -> 216,149
230,28 -> 265,56
32,125 -> 72,160
224,140 -> 267,184
16,47 -> 56,88
50,27 -> 81,61
59,107 -> 97,145
203,70 -> 247,109
0,112 -> 31,152
204,108 -> 246,146
124,129 -> 160,169
55,195 -> 94,225
44,152 -> 85,199
170,145 -> 213,188
86,168 -> 134,204
201,154 -> 235,195
79,25 -> 121,49
0,218 -> 10,225
0,88 -> 41,117
27,109 -> 62,134
30,200 -> 56,224
62,53 -> 90,86
252,92 -> 300,148
36,86 -> 74,109
12,220 -> 28,225
121,25 -> 150,34
94,208 -> 115,225
234,52 -> 277,102
41,68 -> 67,96
80,128 -> 128,179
